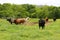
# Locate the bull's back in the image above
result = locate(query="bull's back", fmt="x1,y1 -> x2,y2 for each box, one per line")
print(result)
15,19 -> 25,24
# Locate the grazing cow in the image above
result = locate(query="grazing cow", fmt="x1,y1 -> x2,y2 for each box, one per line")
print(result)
53,17 -> 56,21
14,17 -> 29,24
38,18 -> 45,29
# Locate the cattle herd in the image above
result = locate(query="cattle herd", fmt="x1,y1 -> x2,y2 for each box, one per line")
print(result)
6,17 -> 57,29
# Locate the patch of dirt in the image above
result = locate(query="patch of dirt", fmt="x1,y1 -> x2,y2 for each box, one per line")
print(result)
45,21 -> 53,26
24,21 -> 53,26
24,22 -> 38,26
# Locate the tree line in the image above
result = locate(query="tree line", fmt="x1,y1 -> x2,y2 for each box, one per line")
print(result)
0,3 -> 60,19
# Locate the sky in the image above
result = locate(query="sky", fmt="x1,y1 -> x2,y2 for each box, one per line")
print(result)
0,0 -> 60,6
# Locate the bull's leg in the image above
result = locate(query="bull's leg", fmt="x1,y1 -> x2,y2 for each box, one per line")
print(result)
15,23 -> 18,25
14,22 -> 18,25
39,23 -> 41,29
54,19 -> 56,21
9,22 -> 12,24
42,25 -> 45,29
11,22 -> 12,24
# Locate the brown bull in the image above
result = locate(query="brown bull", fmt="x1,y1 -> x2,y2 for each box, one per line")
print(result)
14,18 -> 26,24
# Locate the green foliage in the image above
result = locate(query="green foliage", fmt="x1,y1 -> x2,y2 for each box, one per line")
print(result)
0,3 -> 60,18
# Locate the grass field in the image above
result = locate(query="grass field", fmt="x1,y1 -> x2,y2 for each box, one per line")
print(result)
0,18 -> 60,40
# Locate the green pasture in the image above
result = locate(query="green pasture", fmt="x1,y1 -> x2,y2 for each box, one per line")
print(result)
0,18 -> 60,40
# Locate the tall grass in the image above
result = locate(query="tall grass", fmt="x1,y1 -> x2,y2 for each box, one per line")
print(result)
0,19 -> 60,40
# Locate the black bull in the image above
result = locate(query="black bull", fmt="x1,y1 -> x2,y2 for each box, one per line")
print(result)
39,19 -> 45,29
